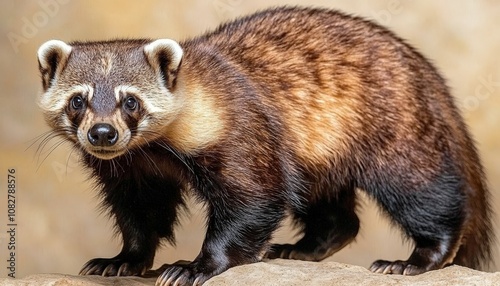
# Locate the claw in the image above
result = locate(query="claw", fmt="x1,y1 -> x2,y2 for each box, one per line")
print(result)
193,276 -> 202,286
155,266 -> 190,286
79,257 -> 151,277
165,268 -> 182,286
156,268 -> 173,286
79,261 -> 92,275
369,259 -> 427,275
140,266 -> 148,276
154,260 -> 214,286
117,263 -> 129,276
102,264 -> 114,276
87,264 -> 102,275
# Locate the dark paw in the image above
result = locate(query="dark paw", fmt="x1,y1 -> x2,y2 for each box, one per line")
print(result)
79,257 -> 149,276
265,243 -> 329,261
265,244 -> 298,259
155,261 -> 211,286
369,259 -> 427,275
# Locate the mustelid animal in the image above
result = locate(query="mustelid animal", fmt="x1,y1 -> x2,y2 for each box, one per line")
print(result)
37,6 -> 492,286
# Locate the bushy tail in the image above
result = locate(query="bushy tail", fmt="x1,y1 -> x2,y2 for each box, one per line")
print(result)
453,203 -> 494,270
452,138 -> 495,271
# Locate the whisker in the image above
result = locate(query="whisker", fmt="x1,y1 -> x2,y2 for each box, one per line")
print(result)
25,130 -> 54,152
35,132 -> 63,161
137,130 -> 195,175
32,131 -> 55,154
138,146 -> 162,177
158,141 -> 195,174
30,125 -> 77,166
109,156 -> 125,178
66,146 -> 81,174
123,149 -> 131,166
36,138 -> 68,172
96,156 -> 103,177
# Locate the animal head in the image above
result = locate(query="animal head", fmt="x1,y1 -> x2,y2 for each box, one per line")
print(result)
37,39 -> 184,159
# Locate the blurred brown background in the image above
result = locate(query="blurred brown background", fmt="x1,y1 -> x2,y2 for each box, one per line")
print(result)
0,0 -> 499,278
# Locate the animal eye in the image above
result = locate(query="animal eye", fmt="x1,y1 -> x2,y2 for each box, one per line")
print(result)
124,96 -> 138,111
71,95 -> 84,110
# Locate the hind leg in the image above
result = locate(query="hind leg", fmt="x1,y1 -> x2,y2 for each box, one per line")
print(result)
266,188 -> 359,261
369,236 -> 460,275
367,175 -> 465,275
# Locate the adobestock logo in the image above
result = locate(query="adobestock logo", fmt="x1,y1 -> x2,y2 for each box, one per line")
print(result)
460,74 -> 500,115
7,0 -> 69,53
370,0 -> 410,26
213,0 -> 243,19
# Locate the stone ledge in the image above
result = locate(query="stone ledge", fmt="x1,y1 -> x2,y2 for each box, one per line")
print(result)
2,260 -> 500,285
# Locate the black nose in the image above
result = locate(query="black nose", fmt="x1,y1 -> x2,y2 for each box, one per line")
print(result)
87,123 -> 118,146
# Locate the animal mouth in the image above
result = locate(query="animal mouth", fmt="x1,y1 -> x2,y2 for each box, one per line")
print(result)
87,148 -> 126,160
76,129 -> 130,160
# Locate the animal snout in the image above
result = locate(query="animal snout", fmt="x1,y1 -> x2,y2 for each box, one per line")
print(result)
87,123 -> 118,146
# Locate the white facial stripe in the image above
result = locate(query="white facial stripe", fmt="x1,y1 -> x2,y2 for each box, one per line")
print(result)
115,85 -> 139,102
84,84 -> 94,102
39,83 -> 94,112
115,84 -> 166,114
100,52 -> 114,77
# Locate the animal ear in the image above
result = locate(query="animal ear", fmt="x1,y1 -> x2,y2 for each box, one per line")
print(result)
37,40 -> 72,91
144,39 -> 183,90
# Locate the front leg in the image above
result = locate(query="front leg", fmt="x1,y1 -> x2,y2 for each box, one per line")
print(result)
79,227 -> 158,276
80,174 -> 183,277
79,195 -> 159,276
156,196 -> 285,285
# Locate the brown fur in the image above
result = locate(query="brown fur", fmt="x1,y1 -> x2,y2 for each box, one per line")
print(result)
37,6 -> 492,286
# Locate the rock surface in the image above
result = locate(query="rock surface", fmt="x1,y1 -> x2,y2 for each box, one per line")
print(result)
2,260 -> 500,286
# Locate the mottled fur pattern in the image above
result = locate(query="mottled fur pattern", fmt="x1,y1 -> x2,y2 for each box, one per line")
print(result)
37,6 -> 492,286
